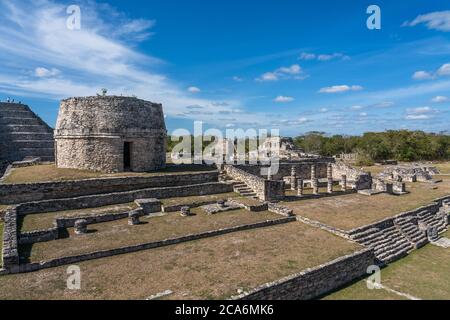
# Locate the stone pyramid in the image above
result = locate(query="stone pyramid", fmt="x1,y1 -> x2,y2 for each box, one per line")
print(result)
0,102 -> 55,163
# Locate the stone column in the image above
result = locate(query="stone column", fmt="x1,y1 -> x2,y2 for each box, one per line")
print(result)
297,179 -> 304,197
312,178 -> 319,195
267,168 -> 272,181
341,175 -> 347,191
311,165 -> 316,179
290,166 -> 298,191
327,164 -> 333,194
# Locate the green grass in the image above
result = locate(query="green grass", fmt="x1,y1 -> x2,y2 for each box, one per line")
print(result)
0,222 -> 359,300
323,236 -> 450,300
2,164 -> 217,184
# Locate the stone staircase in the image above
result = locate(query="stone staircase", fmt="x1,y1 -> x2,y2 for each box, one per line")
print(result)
417,209 -> 448,235
233,182 -> 257,198
0,103 -> 54,162
351,226 -> 413,265
394,217 -> 428,249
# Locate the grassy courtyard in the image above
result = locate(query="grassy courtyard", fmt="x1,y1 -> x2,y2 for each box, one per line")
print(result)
18,203 -> 138,232
1,164 -> 217,184
282,176 -> 450,231
160,192 -> 239,207
324,229 -> 450,300
22,208 -> 282,262
0,221 -> 359,300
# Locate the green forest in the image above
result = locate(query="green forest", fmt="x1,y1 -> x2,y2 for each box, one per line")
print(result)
293,130 -> 450,164
167,130 -> 450,165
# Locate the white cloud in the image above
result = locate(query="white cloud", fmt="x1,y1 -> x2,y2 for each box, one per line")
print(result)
320,108 -> 328,113
35,67 -> 60,78
188,86 -> 201,93
299,52 -> 350,61
319,85 -> 363,94
437,63 -> 450,76
405,114 -> 432,120
232,76 -> 243,82
412,63 -> 450,80
359,112 -> 368,117
403,11 -> 450,32
274,96 -> 294,103
299,52 -> 316,60
351,105 -> 364,110
407,106 -> 433,114
431,95 -> 449,103
256,64 -> 306,82
412,71 -> 433,80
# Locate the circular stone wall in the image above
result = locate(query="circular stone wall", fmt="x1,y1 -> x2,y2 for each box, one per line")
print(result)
55,96 -> 167,173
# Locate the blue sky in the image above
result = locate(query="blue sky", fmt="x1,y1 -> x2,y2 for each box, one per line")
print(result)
0,0 -> 449,136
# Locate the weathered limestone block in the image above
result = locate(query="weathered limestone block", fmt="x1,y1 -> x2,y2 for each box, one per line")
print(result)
134,198 -> 161,215
180,206 -> 192,217
327,178 -> 333,194
128,211 -> 141,225
74,219 -> 88,235
393,182 -> 406,194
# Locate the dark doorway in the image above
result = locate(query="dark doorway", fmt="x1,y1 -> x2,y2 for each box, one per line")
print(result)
123,142 -> 132,171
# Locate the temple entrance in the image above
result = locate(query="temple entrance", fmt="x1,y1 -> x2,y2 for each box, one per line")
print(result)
123,142 -> 132,171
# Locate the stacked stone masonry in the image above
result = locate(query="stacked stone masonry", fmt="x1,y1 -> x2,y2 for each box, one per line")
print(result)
55,96 -> 167,173
0,103 -> 55,163
0,170 -> 219,204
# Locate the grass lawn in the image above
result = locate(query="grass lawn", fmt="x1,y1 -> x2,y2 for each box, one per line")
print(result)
161,193 -> 239,207
324,232 -> 450,300
22,208 -> 282,262
18,203 -> 138,232
282,176 -> 450,231
1,222 -> 359,300
434,162 -> 450,174
1,164 -> 217,184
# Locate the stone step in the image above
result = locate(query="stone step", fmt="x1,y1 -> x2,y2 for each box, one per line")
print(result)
377,242 -> 412,261
18,148 -> 54,157
1,124 -> 52,133
0,117 -> 42,126
240,192 -> 257,197
6,132 -> 54,140
0,110 -> 33,118
0,103 -> 30,112
358,230 -> 384,244
9,140 -> 54,149
351,228 -> 380,240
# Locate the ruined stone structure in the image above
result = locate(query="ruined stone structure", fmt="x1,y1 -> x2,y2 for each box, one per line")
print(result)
251,137 -> 306,160
55,96 -> 167,173
0,103 -> 55,164
378,165 -> 439,183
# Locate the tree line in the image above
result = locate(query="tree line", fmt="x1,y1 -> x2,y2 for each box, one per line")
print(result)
293,130 -> 450,164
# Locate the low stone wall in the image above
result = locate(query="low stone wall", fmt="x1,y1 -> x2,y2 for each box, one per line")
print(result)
347,195 -> 450,237
6,216 -> 296,274
15,182 -> 233,216
267,203 -> 294,217
224,165 -> 284,201
1,207 -> 19,268
0,170 -> 219,204
233,249 -> 374,300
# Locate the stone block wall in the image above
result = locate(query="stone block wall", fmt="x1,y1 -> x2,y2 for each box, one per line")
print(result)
14,182 -> 234,216
224,165 -> 284,201
0,171 -> 219,204
233,249 -> 374,300
1,207 -> 19,268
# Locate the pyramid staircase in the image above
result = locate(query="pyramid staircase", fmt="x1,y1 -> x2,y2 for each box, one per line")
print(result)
0,103 -> 54,162
394,217 -> 428,249
417,209 -> 448,236
351,226 -> 413,265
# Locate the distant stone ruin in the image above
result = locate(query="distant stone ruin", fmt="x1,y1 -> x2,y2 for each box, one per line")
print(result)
378,164 -> 440,183
54,96 -> 167,173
